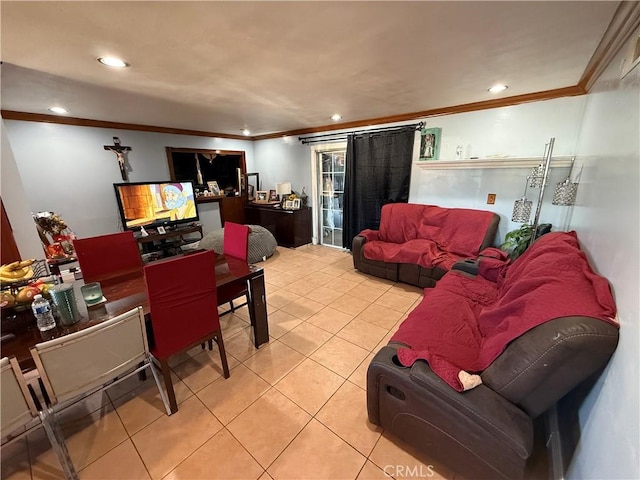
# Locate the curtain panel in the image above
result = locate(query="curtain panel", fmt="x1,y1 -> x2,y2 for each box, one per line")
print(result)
342,127 -> 415,249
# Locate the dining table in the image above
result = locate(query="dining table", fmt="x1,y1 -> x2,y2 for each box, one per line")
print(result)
1,252 -> 269,371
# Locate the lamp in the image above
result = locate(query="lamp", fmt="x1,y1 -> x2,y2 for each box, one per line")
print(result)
276,182 -> 291,205
552,156 -> 578,206
510,138 -> 555,246
511,180 -> 533,223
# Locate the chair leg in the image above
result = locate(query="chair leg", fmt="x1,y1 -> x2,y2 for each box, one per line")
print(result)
40,410 -> 79,480
148,357 -> 172,416
208,339 -> 213,350
159,359 -> 178,414
229,300 -> 235,312
214,330 -> 230,379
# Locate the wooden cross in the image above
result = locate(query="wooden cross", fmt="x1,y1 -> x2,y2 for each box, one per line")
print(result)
104,137 -> 132,181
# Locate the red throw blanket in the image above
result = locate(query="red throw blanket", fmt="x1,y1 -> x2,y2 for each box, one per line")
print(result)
361,203 -> 495,269
392,232 -> 618,391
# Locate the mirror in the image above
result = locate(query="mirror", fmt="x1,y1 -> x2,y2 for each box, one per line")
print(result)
246,172 -> 260,201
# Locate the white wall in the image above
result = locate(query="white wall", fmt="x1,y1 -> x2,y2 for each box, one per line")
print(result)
1,120 -> 44,259
2,121 -> 255,241
427,97 -> 585,160
564,44 -> 639,480
253,136 -> 312,202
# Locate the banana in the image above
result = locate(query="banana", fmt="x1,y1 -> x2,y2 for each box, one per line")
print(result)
0,259 -> 36,283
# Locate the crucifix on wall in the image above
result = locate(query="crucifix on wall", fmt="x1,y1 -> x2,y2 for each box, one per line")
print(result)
103,137 -> 132,181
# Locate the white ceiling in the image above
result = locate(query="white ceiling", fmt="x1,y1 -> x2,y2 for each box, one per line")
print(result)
0,1 -> 619,137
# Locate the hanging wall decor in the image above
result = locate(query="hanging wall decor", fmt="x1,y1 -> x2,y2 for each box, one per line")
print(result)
103,137 -> 132,181
419,127 -> 442,160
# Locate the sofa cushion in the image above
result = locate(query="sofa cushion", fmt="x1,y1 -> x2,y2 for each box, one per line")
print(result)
391,231 -> 618,391
415,205 -> 497,257
378,202 -> 425,243
364,238 -> 465,270
365,204 -> 498,269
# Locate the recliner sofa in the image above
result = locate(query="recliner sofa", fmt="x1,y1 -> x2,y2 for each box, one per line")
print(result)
366,232 -> 619,479
352,203 -> 500,288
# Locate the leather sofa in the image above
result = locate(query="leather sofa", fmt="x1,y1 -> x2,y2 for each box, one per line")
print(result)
352,203 -> 500,288
366,232 -> 619,479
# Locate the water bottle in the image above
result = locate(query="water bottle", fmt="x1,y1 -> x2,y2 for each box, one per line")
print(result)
31,294 -> 56,332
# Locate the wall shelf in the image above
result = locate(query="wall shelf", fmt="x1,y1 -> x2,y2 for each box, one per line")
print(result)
414,156 -> 574,170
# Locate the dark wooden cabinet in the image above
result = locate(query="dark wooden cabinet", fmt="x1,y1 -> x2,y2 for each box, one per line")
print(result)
245,205 -> 311,248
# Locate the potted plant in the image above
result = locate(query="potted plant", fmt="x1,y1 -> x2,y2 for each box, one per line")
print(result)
501,223 -> 552,260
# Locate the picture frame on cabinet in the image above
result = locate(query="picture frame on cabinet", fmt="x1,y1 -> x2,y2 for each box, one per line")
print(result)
292,199 -> 301,209
419,127 -> 442,160
269,189 -> 278,201
256,190 -> 269,203
284,200 -> 294,210
207,181 -> 221,196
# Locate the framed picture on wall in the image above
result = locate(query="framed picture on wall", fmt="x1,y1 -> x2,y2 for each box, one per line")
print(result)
419,127 -> 442,160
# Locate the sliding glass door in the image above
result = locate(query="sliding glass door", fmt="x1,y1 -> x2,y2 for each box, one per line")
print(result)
318,150 -> 345,248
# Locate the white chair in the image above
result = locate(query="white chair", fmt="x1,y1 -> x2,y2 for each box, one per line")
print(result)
1,356 -> 78,480
30,307 -> 171,415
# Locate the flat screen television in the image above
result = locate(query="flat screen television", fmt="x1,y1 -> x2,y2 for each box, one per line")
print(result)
113,181 -> 199,231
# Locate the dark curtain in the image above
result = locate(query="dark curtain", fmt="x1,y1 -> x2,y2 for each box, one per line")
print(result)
342,127 -> 415,249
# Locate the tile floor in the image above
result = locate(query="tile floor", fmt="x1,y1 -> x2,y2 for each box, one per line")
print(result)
1,245 -> 512,479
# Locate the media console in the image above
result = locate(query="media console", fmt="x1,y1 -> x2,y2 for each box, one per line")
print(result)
135,224 -> 203,260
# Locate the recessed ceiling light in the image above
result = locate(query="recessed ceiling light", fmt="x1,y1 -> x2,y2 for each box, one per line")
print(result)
488,84 -> 508,93
242,129 -> 251,136
48,106 -> 68,114
331,114 -> 342,121
97,57 -> 129,68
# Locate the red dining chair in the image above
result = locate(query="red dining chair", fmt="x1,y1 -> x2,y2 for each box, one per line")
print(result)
144,250 -> 229,413
219,222 -> 250,315
73,231 -> 142,283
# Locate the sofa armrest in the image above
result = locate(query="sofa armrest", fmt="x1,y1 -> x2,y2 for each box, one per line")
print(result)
352,235 -> 367,271
451,259 -> 479,275
408,358 -> 533,459
482,316 -> 619,418
368,346 -> 533,459
368,346 -> 534,478
479,214 -> 501,251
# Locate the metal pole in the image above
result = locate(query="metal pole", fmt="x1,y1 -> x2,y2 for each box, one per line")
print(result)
530,137 -> 555,246
299,121 -> 423,143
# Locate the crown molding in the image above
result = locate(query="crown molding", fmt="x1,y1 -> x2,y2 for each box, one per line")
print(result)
1,85 -> 585,142
579,1 -> 640,92
253,86 -> 585,140
0,110 -> 248,140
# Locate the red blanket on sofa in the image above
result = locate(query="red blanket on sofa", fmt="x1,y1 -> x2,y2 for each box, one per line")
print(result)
391,231 -> 618,391
361,203 -> 496,270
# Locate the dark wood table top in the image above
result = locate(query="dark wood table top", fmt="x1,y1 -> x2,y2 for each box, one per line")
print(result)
1,253 -> 262,370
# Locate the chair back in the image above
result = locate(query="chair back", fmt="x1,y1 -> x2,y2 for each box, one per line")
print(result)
223,222 -> 250,261
73,231 -> 142,283
1,357 -> 38,438
31,307 -> 149,406
144,250 -> 220,359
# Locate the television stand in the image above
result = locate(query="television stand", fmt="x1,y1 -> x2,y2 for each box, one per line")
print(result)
136,224 -> 203,261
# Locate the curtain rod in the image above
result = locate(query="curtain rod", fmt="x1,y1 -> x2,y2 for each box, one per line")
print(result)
299,122 -> 424,144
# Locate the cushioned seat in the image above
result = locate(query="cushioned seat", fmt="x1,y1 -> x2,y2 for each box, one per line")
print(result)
192,224 -> 277,263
